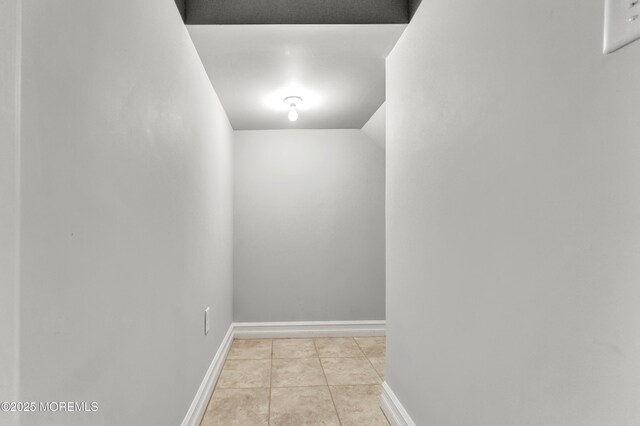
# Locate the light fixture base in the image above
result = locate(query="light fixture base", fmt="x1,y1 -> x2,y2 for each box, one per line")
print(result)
284,96 -> 302,106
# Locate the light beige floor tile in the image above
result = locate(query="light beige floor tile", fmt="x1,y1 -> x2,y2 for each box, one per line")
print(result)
270,386 -> 340,426
321,357 -> 381,386
314,337 -> 363,358
227,339 -> 273,360
368,357 -> 385,379
272,358 -> 326,387
202,337 -> 388,426
216,359 -> 271,388
273,338 -> 318,358
354,337 -> 386,357
201,388 -> 269,426
330,385 -> 389,426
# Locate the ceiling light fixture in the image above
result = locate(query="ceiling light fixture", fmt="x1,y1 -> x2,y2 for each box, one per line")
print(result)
284,96 -> 302,122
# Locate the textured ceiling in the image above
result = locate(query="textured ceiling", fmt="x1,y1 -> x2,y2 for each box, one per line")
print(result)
188,24 -> 406,130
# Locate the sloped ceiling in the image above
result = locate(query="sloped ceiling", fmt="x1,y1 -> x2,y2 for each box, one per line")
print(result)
189,24 -> 405,130
181,0 -> 420,129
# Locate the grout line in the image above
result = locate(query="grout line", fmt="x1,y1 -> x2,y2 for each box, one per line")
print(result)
226,357 -> 274,361
215,386 -> 271,390
366,355 -> 384,382
322,384 -> 383,387
272,356 -> 320,359
316,355 -> 368,358
353,336 -> 367,355
268,339 -> 273,426
314,336 -> 366,358
368,358 -> 384,381
354,338 -> 386,382
351,337 -> 367,358
217,383 -> 380,390
198,393 -> 212,426
315,339 -> 343,426
270,385 -> 336,389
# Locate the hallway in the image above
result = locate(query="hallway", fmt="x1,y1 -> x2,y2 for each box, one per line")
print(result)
2,0 -> 640,425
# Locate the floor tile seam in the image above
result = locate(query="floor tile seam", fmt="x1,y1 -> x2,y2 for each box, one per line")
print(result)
363,354 -> 384,381
328,384 -> 390,424
353,337 -> 379,358
268,339 -> 274,426
314,339 -> 343,426
320,356 -> 384,386
226,357 -> 273,360
319,356 -> 375,361
216,385 -> 271,390
314,337 -> 366,358
271,359 -> 326,387
270,383 -> 335,389
327,384 -> 383,388
272,384 -> 331,389
319,354 -> 370,357
199,386 -> 215,426
326,380 -> 382,386
272,355 -> 320,359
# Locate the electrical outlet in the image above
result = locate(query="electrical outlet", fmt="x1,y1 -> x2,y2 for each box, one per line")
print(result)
604,0 -> 640,53
204,307 -> 210,335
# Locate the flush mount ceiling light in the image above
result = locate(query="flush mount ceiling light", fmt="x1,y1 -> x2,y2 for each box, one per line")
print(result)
284,96 -> 303,122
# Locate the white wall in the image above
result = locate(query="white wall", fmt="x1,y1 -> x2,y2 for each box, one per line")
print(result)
0,1 -> 20,423
234,130 -> 385,322
17,0 -> 233,425
386,0 -> 640,425
362,102 -> 385,149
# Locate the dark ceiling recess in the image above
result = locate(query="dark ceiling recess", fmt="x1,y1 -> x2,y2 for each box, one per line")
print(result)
175,0 -> 418,25
174,0 -> 186,21
409,0 -> 423,18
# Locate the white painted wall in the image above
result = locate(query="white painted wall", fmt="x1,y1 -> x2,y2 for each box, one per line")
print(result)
362,102 -> 385,149
386,1 -> 640,425
0,1 -> 20,424
234,130 -> 385,322
17,0 -> 233,425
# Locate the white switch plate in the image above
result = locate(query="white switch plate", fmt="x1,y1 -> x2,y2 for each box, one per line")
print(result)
204,307 -> 210,335
604,0 -> 640,53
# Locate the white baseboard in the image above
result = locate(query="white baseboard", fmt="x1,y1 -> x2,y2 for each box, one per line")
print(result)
233,320 -> 386,339
380,381 -> 416,426
181,324 -> 234,426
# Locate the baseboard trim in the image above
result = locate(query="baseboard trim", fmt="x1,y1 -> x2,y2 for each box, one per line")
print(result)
181,324 -> 234,426
380,381 -> 416,426
233,320 -> 386,339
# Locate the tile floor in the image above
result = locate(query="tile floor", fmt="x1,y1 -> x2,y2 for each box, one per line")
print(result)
200,337 -> 388,426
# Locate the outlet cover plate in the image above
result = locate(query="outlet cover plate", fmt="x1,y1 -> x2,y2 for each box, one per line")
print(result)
204,307 -> 210,335
604,0 -> 640,53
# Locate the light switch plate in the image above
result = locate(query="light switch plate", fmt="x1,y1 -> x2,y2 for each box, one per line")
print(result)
604,0 -> 640,53
204,307 -> 210,335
